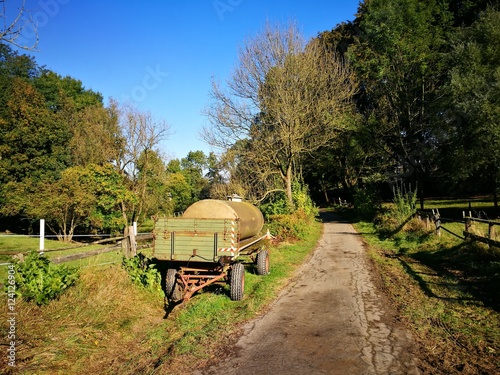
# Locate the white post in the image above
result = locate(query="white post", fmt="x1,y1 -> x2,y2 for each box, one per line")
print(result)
39,219 -> 45,254
133,221 -> 137,236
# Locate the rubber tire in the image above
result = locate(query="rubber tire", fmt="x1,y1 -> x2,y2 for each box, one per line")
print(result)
230,263 -> 245,301
165,268 -> 177,298
256,249 -> 270,275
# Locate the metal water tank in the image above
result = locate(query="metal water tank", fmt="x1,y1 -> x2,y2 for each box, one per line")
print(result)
182,199 -> 264,240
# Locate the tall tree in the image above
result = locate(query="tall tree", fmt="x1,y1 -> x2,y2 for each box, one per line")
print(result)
448,7 -> 500,213
0,77 -> 71,185
204,22 -> 357,205
349,0 -> 454,208
113,102 -> 170,224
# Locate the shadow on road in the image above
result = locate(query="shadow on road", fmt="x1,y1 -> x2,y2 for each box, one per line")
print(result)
318,210 -> 355,224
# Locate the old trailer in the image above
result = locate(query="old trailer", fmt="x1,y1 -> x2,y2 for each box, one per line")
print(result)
152,198 -> 271,302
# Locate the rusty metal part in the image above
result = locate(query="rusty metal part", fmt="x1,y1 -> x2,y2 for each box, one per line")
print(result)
177,266 -> 228,302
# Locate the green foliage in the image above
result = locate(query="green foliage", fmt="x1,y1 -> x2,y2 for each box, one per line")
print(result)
292,181 -> 318,217
266,209 -> 317,242
263,183 -> 318,241
121,253 -> 161,293
259,191 -> 291,218
353,186 -> 381,220
259,182 -> 318,219
392,182 -> 418,223
9,251 -> 79,305
447,7 -> 500,194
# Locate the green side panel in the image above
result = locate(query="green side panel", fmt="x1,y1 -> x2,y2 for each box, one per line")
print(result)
153,217 -> 239,261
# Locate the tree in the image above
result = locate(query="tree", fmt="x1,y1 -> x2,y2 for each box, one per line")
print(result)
0,77 -> 71,185
135,149 -> 170,221
1,0 -> 38,50
203,22 -> 357,205
1,164 -> 133,241
448,7 -> 500,213
180,150 -> 210,201
349,0 -> 454,208
112,102 -> 170,224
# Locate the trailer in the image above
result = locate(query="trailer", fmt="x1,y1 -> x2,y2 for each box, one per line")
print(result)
152,198 -> 271,303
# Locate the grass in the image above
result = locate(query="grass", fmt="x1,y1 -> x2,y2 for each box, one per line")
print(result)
351,198 -> 500,375
0,217 -> 323,374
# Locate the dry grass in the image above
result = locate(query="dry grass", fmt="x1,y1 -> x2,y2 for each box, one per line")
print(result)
0,265 -> 167,374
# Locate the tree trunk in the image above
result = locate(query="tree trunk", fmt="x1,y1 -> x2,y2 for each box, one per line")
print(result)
285,164 -> 294,207
494,179 -> 498,218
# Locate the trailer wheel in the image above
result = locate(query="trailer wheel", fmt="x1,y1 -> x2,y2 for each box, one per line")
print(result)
230,263 -> 245,301
256,249 -> 270,275
165,268 -> 177,298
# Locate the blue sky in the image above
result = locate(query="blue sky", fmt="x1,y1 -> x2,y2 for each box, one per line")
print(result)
16,0 -> 361,160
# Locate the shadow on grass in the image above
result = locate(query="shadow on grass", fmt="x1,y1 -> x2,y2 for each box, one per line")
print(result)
396,242 -> 500,312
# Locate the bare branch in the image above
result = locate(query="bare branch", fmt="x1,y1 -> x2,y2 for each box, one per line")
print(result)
1,0 -> 39,51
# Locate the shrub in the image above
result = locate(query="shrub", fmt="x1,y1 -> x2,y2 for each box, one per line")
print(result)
259,191 -> 291,218
392,181 -> 417,224
292,181 -> 318,217
121,253 -> 161,292
353,186 -> 381,220
9,251 -> 79,305
266,209 -> 315,242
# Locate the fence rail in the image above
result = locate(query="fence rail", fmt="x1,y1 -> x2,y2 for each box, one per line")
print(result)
463,215 -> 500,248
0,220 -> 153,266
417,209 -> 500,248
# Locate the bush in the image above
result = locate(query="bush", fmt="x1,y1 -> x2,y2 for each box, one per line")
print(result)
259,191 -> 291,218
353,186 -> 380,220
121,253 -> 161,292
391,182 -> 417,224
266,209 -> 316,242
9,251 -> 79,305
292,181 -> 318,217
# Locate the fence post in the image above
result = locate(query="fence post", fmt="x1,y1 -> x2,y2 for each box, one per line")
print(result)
122,226 -> 137,258
432,209 -> 441,236
39,219 -> 45,254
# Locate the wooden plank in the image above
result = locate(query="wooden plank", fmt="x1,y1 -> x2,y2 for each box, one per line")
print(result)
153,217 -> 241,261
464,231 -> 500,248
464,217 -> 500,226
51,245 -> 121,264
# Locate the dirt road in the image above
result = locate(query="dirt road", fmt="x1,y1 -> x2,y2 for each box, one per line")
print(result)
195,213 -> 421,375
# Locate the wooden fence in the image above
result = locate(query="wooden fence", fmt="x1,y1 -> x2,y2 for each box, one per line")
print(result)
417,209 -> 500,248
463,215 -> 500,248
0,226 -> 153,266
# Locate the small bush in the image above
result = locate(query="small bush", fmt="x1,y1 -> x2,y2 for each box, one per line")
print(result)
122,253 -> 161,292
392,182 -> 417,224
266,209 -> 316,242
353,186 -> 381,220
9,251 -> 79,305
